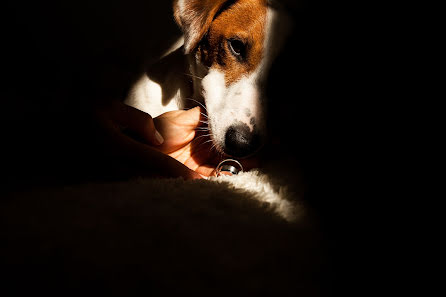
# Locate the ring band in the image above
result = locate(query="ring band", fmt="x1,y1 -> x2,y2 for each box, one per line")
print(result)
215,159 -> 244,177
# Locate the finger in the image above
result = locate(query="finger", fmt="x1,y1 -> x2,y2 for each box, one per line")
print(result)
155,106 -> 204,129
105,119 -> 202,180
111,101 -> 164,146
153,106 -> 205,154
179,106 -> 205,128
128,140 -> 203,180
194,165 -> 215,178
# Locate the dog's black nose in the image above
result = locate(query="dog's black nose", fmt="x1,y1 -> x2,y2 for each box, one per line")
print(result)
224,123 -> 262,158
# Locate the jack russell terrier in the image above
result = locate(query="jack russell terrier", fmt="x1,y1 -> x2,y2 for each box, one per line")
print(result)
125,0 -> 291,158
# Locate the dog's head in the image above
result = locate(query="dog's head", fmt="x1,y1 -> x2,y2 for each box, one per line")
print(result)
174,0 -> 291,158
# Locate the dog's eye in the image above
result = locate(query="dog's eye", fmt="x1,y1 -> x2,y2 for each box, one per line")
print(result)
227,39 -> 245,58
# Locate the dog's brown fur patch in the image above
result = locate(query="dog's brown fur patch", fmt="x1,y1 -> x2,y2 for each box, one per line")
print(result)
197,0 -> 267,86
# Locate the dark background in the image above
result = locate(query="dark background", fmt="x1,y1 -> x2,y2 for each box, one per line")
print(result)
0,0 -> 372,295
0,0 -> 358,190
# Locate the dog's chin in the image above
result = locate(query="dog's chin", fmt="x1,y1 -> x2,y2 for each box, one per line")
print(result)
226,150 -> 261,160
220,146 -> 263,160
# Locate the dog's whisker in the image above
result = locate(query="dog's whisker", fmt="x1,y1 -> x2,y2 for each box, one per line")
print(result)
183,72 -> 204,80
185,97 -> 208,113
194,127 -> 210,132
210,143 -> 218,152
194,138 -> 215,151
193,133 -> 211,139
212,142 -> 225,158
201,139 -> 214,145
190,133 -> 212,144
184,107 -> 208,119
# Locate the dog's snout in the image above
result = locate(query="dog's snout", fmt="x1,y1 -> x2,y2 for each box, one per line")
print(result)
224,123 -> 262,158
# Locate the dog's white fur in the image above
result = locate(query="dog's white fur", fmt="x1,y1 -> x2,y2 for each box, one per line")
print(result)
125,36 -> 189,117
125,0 -> 291,156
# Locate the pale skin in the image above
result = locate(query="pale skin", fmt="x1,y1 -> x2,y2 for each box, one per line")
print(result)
96,100 -> 256,180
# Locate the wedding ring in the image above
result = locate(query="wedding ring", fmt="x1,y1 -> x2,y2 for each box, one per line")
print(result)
214,159 -> 244,177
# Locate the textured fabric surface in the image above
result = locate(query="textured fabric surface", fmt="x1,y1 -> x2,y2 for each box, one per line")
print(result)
1,165 -> 326,296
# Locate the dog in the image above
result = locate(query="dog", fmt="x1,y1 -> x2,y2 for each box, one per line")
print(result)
125,0 -> 291,158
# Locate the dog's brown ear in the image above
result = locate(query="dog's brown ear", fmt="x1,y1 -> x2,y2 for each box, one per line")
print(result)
173,0 -> 232,54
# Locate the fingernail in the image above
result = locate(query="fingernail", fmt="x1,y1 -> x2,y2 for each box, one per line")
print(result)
155,130 -> 164,145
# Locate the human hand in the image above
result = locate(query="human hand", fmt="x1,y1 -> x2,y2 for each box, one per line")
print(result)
154,108 -> 220,177
96,100 -> 257,179
153,108 -> 260,177
96,100 -> 208,180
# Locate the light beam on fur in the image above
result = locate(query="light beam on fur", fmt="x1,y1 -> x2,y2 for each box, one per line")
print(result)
209,170 -> 301,222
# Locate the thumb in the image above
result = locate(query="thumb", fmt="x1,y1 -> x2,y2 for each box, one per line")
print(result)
181,106 -> 205,128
